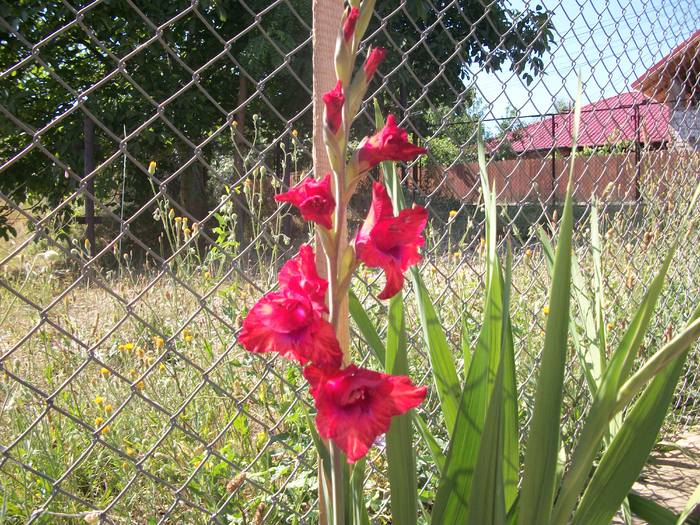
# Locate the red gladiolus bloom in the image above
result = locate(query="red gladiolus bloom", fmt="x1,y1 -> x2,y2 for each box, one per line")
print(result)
357,114 -> 427,170
278,244 -> 327,313
342,7 -> 360,42
363,46 -> 386,81
355,182 -> 428,299
275,173 -> 335,229
323,80 -> 345,135
239,291 -> 342,370
305,364 -> 427,463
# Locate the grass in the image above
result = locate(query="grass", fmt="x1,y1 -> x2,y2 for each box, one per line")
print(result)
1,162 -> 700,523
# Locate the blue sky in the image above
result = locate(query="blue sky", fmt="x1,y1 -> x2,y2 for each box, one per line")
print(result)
472,0 -> 700,122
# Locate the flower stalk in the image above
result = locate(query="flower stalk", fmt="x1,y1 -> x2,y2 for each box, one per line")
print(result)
239,2 -> 428,523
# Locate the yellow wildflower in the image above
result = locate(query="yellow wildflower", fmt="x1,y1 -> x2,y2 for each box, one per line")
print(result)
95,416 -> 105,426
118,342 -> 134,352
159,363 -> 166,372
104,404 -> 113,414
100,367 -> 110,378
101,426 -> 110,435
135,380 -> 145,391
182,329 -> 193,343
291,129 -> 298,138
525,248 -> 533,258
153,336 -> 165,349
449,210 -> 458,219
543,306 -> 550,316
453,251 -> 462,259
607,322 -> 615,331
148,161 -> 157,175
126,447 -> 136,456
94,395 -> 105,406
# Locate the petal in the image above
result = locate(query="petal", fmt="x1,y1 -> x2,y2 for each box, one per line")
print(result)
378,262 -> 405,300
384,375 -> 428,413
299,317 -> 343,370
278,244 -> 328,312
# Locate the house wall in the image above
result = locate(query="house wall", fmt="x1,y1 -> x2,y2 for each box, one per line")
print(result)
669,105 -> 700,148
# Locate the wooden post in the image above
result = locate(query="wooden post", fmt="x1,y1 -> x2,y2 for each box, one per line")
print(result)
634,101 -> 642,201
83,116 -> 96,258
312,2 -> 343,524
282,136 -> 292,237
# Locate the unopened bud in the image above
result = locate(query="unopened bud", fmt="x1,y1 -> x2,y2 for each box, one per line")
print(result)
148,161 -> 157,175
226,473 -> 246,493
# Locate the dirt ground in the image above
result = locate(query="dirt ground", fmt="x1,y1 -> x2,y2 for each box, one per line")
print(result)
624,430 -> 700,523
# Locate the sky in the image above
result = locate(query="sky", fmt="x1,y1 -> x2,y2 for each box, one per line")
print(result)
472,0 -> 700,124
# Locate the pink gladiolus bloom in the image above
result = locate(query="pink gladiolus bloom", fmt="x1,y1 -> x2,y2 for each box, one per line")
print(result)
305,364 -> 427,463
323,80 -> 345,135
275,173 -> 335,230
355,182 -> 428,299
363,46 -> 386,81
357,114 -> 427,170
278,244 -> 327,313
342,7 -> 360,42
239,291 -> 342,370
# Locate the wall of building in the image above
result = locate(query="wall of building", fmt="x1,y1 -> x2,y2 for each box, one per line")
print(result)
669,105 -> 700,149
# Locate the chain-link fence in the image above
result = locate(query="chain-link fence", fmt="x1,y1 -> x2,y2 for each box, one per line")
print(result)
1,0 -> 699,523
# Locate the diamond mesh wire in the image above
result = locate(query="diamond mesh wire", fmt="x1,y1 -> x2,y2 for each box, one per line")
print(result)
1,0 -> 699,522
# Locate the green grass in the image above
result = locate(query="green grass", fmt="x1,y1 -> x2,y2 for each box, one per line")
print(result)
1,173 -> 700,523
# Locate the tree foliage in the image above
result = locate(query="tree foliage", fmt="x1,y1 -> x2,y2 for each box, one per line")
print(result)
0,0 -> 555,239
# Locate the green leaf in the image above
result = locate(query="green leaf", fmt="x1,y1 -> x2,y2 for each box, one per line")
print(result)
413,413 -> 445,475
628,493 -> 681,525
348,290 -> 385,366
411,271 -> 461,434
385,293 -> 418,525
571,355 -> 687,525
550,245 -> 678,525
467,338 -> 506,525
677,478 -> 700,525
350,460 -> 371,525
517,170 -> 574,525
432,136 -> 509,523
468,246 -> 515,525
501,249 -> 519,513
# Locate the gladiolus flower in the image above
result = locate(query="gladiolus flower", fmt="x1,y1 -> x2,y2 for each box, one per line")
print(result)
322,80 -> 345,135
239,291 -> 342,370
305,364 -> 426,462
354,182 -> 428,299
357,115 -> 427,171
275,173 -> 335,230
278,244 -> 328,313
342,7 -> 360,42
363,47 -> 386,81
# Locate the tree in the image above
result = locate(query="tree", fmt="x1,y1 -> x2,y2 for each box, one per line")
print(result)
0,0 -> 555,241
0,0 -> 312,240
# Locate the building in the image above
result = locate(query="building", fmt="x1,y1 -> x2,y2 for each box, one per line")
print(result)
632,29 -> 700,149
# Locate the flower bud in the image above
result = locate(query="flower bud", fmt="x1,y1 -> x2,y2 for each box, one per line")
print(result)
363,47 -> 386,81
342,7 -> 360,42
148,161 -> 157,175
323,80 -> 345,136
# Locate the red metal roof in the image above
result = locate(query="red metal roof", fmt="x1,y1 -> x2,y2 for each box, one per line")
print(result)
504,91 -> 670,153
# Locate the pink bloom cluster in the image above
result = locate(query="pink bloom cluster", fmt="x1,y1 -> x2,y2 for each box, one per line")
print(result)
239,4 -> 429,463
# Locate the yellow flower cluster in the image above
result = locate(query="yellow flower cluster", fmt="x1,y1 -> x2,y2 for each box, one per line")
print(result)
118,342 -> 135,352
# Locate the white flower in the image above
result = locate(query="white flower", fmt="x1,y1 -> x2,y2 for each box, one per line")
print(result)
42,250 -> 60,262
